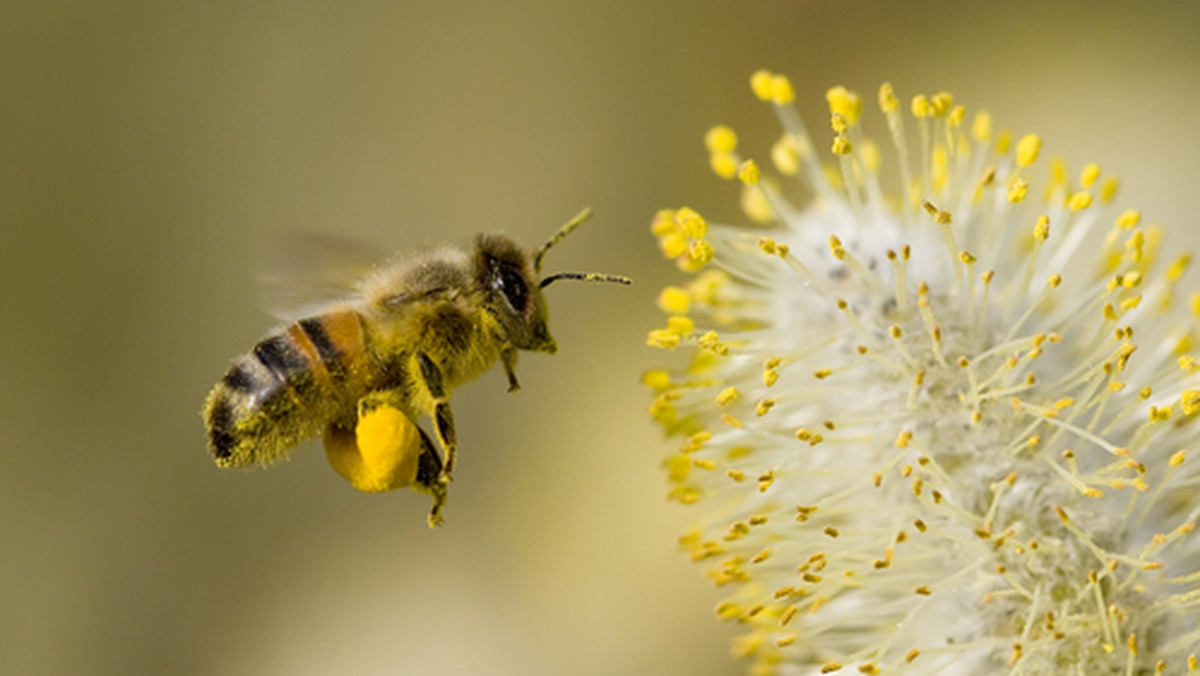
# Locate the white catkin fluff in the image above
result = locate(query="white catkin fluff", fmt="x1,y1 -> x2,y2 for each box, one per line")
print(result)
647,73 -> 1200,675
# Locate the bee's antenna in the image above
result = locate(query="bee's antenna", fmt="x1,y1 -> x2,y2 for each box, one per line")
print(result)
539,271 -> 632,289
533,207 -> 594,274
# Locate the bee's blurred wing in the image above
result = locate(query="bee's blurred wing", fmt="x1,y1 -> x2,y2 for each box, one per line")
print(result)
260,231 -> 386,321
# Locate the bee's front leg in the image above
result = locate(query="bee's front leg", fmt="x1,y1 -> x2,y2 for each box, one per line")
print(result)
501,346 -> 520,393
416,352 -> 458,484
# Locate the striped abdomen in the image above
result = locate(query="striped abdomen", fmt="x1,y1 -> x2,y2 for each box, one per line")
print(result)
204,309 -> 372,468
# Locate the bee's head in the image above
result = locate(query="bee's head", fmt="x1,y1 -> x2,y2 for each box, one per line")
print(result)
475,233 -> 557,354
475,208 -> 630,354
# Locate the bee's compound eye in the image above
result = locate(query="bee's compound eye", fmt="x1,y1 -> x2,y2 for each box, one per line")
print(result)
494,261 -> 529,313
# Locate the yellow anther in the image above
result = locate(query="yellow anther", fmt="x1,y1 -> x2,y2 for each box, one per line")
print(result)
659,231 -> 687,259
1182,390 -> 1200,416
758,237 -> 777,255
1167,255 -> 1191,281
1033,215 -> 1050,240
929,92 -> 954,116
826,85 -> 862,124
1007,178 -> 1029,203
1048,274 -> 1062,288
737,159 -> 761,185
763,368 -> 779,388
1080,163 -> 1101,187
911,94 -> 932,118
896,430 -> 913,448
996,130 -> 1012,154
704,125 -> 738,153
641,369 -> 671,391
972,110 -> 993,143
657,286 -> 691,314
1170,451 -> 1186,467
960,251 -> 976,264
755,399 -> 776,417
878,82 -> 899,113
828,235 -> 846,259
770,74 -> 796,105
666,315 -> 695,336
830,112 -> 849,134
1016,134 -> 1042,168
1101,177 -> 1120,203
947,105 -> 964,127
688,239 -> 714,264
813,368 -> 832,380
676,207 -> 708,238
693,458 -> 716,471
1116,209 -> 1141,229
709,152 -> 738,180
740,182 -> 775,224
650,209 -> 677,236
831,135 -> 852,155
772,136 -> 800,176
646,328 -> 682,350
750,69 -> 774,101
1068,191 -> 1093,211
922,201 -> 952,224
715,386 -> 739,406
1122,271 -> 1143,289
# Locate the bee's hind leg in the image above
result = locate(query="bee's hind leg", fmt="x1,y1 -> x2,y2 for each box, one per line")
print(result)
416,352 -> 458,484
410,426 -> 448,527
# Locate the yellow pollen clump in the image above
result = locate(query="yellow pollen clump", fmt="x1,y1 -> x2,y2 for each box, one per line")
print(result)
1081,163 -> 1101,187
328,403 -> 422,493
832,136 -> 852,156
1016,134 -> 1042,168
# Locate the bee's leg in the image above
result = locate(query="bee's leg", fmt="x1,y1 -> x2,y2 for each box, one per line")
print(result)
410,426 -> 448,528
417,352 -> 458,483
501,346 -> 520,393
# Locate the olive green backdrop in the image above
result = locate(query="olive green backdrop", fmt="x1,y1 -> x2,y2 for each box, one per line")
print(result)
3,2 -> 1199,674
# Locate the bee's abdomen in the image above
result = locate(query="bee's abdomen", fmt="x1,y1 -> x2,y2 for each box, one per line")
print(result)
204,309 -> 370,468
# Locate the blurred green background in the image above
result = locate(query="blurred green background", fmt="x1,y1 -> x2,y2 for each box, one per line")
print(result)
3,2 -> 1199,674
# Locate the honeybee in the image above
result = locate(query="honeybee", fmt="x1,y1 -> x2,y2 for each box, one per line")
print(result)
203,208 -> 629,526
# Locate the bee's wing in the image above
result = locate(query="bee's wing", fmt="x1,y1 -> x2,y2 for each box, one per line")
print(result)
260,231 -> 386,321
